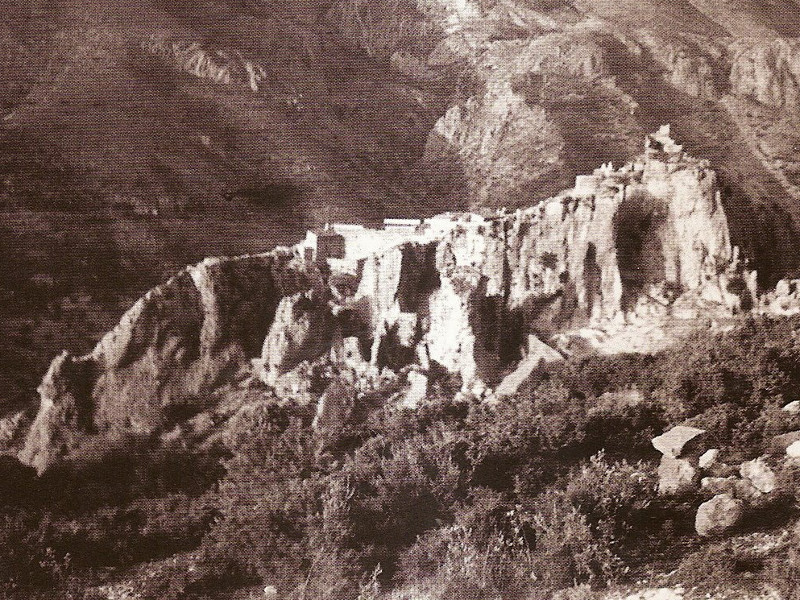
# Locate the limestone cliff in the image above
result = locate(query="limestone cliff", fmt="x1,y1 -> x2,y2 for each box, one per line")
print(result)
20,250 -> 314,473
424,32 -> 619,206
18,129 -> 753,472
365,127 -> 738,385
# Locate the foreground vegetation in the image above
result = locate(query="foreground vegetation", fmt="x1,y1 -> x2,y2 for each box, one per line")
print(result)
4,316 -> 800,598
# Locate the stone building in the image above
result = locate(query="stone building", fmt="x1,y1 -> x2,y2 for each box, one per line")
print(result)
304,226 -> 346,263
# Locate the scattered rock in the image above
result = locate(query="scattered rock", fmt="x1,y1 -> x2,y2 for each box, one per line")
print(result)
783,401 -> 800,414
402,370 -> 429,409
698,448 -> 719,470
695,494 -> 744,537
652,426 -> 706,459
771,431 -> 800,454
494,334 -> 562,398
787,440 -> 800,459
658,456 -> 698,495
740,457 -> 776,494
733,478 -> 765,504
264,585 -> 278,599
711,463 -> 739,478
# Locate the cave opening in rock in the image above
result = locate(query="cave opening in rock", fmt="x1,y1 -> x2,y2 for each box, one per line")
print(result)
583,242 -> 602,320
613,192 -> 666,312
476,295 -> 522,367
397,244 -> 440,312
375,323 -> 417,372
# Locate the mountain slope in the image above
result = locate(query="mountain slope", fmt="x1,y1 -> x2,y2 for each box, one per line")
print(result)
5,0 -> 800,251
0,0 -> 452,220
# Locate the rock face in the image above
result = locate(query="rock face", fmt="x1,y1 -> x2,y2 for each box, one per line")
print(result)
494,335 -> 563,398
695,494 -> 744,537
739,458 -> 777,494
698,449 -> 720,470
259,290 -> 336,386
356,129 -> 742,384
19,129 -> 751,472
701,476 -> 736,496
414,1 -> 800,288
20,250 -> 314,473
788,441 -> 800,459
730,39 -> 800,111
425,32 -> 631,207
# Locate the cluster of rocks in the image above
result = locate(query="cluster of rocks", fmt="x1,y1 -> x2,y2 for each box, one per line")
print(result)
652,412 -> 800,537
759,279 -> 800,317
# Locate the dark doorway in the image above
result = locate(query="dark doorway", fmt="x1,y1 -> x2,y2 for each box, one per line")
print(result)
584,242 -> 602,320
613,192 -> 666,312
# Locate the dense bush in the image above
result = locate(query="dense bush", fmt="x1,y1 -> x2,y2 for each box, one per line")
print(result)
565,453 -> 657,563
764,525 -> 800,600
195,374 -> 672,597
8,316 -> 800,598
0,440 -> 224,596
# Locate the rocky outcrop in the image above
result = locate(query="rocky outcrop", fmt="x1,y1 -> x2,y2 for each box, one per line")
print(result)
424,33 -> 615,206
639,34 -> 722,100
652,426 -> 707,459
258,290 -> 336,386
494,335 -> 563,398
730,39 -> 800,111
20,250 -> 313,473
739,457 -> 777,494
20,128 -> 752,472
760,279 -> 800,316
143,35 -> 270,93
413,1 -> 800,288
368,129 -> 743,384
658,456 -> 699,496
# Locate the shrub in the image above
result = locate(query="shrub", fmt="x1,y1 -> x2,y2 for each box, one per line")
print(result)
764,537 -> 800,600
655,318 -> 800,423
201,403 -> 322,591
464,383 -> 589,494
582,402 -> 666,460
329,427 -> 466,576
674,544 -> 732,588
398,517 -> 530,598
528,489 -> 615,587
565,453 -> 657,568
